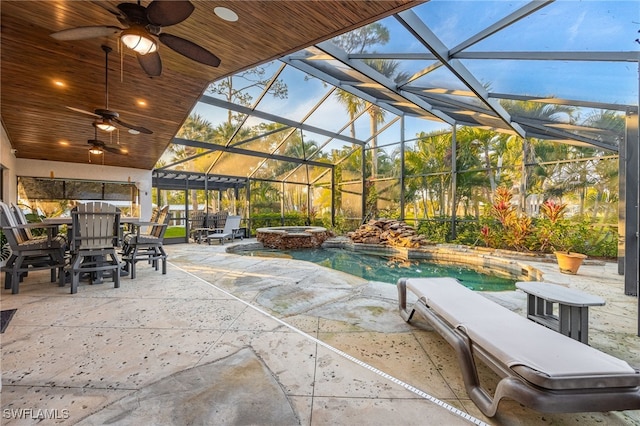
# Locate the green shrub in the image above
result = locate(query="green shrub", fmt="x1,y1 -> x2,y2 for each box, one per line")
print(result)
416,218 -> 450,243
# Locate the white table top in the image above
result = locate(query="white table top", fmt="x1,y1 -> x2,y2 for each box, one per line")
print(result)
42,217 -> 72,225
43,217 -> 142,225
516,281 -> 605,307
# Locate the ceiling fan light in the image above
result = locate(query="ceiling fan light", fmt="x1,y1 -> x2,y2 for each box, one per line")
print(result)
95,119 -> 116,132
89,147 -> 104,155
121,27 -> 157,55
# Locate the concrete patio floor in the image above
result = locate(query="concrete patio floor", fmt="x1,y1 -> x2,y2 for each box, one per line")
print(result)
1,240 -> 639,425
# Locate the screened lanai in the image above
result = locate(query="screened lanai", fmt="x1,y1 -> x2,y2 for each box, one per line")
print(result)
155,1 -> 639,313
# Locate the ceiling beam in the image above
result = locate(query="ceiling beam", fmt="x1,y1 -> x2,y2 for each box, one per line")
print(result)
490,92 -> 638,113
199,95 -> 365,146
395,9 -> 528,138
349,51 -> 638,62
280,52 -> 407,117
171,137 -> 334,169
314,40 -> 456,125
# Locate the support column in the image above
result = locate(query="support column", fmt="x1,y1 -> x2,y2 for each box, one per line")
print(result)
331,168 -> 335,228
246,181 -> 252,237
184,179 -> 190,243
281,181 -> 285,226
450,125 -> 457,240
619,135 -> 626,276
306,184 -> 312,225
400,116 -> 406,221
361,145 -> 367,222
622,110 -> 639,299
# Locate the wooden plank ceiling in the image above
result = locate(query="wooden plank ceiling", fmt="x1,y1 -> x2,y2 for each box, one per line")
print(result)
1,0 -> 415,170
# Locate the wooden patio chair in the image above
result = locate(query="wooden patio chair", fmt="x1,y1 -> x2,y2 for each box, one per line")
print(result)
121,206 -> 160,255
121,205 -> 169,279
189,210 -> 207,243
0,202 -> 66,294
68,202 -> 122,294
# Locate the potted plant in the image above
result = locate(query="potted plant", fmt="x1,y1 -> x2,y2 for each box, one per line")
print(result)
554,250 -> 587,275
540,199 -> 586,274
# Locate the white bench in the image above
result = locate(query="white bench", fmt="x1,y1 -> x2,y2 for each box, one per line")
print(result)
397,277 -> 640,417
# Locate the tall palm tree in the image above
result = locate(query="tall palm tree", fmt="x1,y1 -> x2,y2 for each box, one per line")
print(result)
579,110 -> 623,220
453,127 -> 490,217
363,59 -> 410,179
335,89 -> 364,140
500,99 -> 576,211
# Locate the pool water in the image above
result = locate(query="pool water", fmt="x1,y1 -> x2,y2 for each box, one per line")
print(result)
241,247 -> 516,291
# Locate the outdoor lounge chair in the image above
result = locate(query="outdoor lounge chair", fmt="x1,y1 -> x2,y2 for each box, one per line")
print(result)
397,277 -> 640,417
204,215 -> 242,245
192,211 -> 228,243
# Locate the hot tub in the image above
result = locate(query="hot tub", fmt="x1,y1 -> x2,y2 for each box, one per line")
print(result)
256,226 -> 330,249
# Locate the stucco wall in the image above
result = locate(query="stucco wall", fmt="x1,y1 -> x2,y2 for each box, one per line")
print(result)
1,124 -> 18,203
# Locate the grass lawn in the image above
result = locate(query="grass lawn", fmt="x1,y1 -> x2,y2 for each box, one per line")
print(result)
164,226 -> 186,238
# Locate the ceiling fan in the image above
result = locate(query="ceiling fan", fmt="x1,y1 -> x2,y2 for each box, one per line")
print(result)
67,45 -> 153,135
88,138 -> 129,156
50,0 -> 221,77
86,125 -> 129,161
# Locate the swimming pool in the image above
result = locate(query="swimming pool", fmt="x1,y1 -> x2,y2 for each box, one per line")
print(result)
238,247 -> 516,291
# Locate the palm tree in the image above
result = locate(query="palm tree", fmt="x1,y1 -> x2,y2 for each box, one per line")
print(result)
579,110 -> 623,221
500,99 -> 576,211
172,114 -> 216,210
453,127 -> 490,217
404,131 -> 451,218
335,89 -> 364,140
363,59 -> 410,179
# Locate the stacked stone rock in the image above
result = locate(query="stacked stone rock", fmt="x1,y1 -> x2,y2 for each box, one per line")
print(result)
257,227 -> 332,249
347,219 -> 429,248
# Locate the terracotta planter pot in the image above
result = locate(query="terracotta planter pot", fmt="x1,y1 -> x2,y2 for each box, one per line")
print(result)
554,251 -> 587,275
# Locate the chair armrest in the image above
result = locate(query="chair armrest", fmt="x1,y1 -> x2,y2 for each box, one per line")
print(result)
128,221 -> 164,236
15,223 -> 59,230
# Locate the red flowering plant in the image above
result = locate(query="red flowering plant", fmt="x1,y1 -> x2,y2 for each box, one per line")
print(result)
537,199 -> 569,253
540,199 -> 566,224
480,225 -> 492,247
480,186 -> 532,251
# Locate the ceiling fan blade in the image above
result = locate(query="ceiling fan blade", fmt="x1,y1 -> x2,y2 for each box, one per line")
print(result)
137,51 -> 162,77
159,33 -> 221,67
112,117 -> 153,135
146,0 -> 194,26
50,26 -> 121,41
67,106 -> 101,118
103,145 -> 128,155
